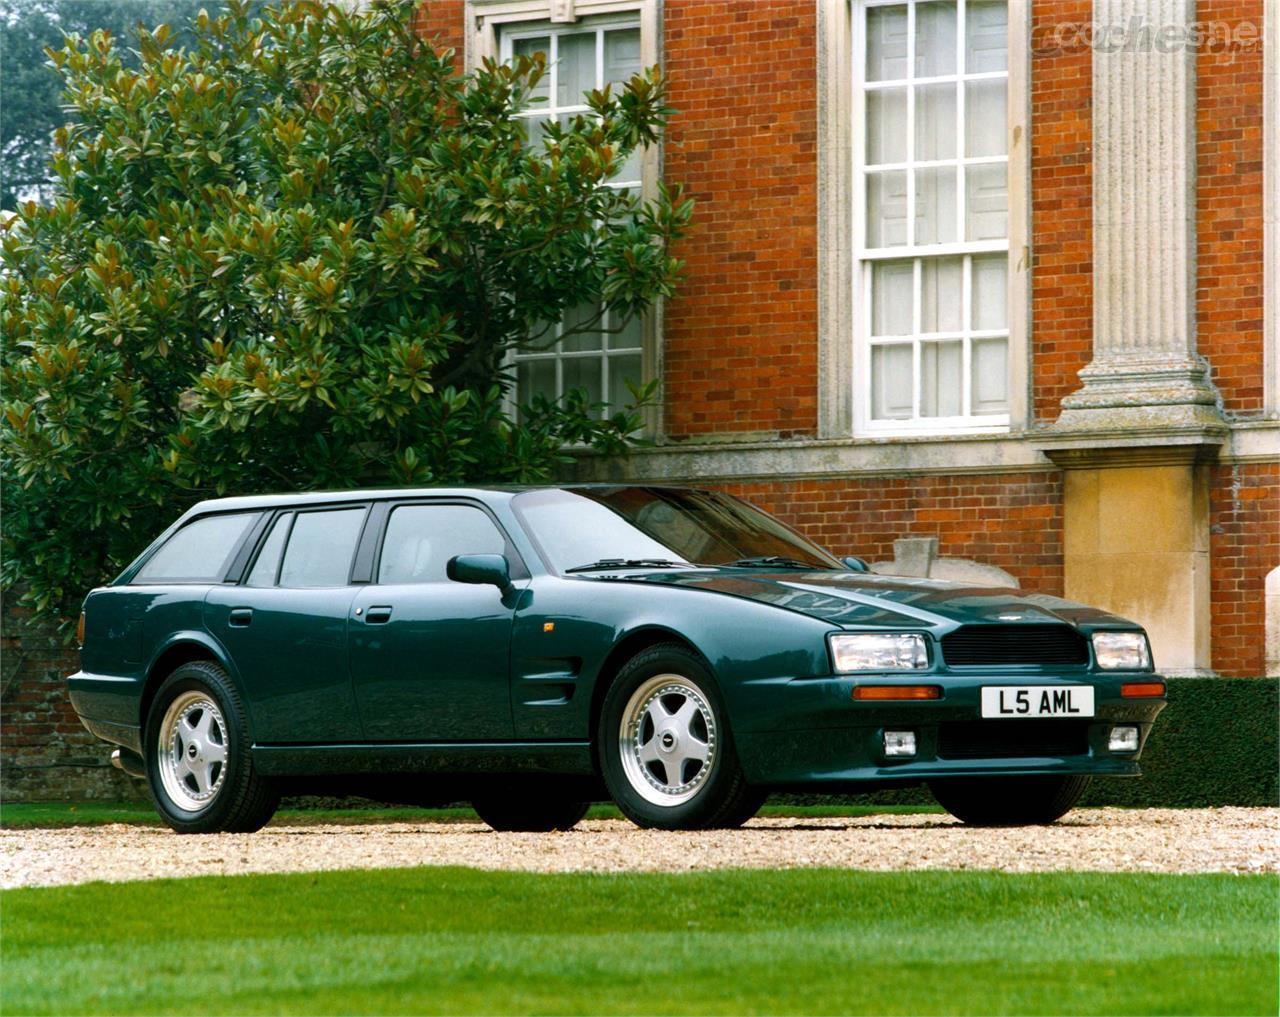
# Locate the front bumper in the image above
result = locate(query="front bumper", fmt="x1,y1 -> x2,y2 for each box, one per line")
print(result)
733,671 -> 1166,787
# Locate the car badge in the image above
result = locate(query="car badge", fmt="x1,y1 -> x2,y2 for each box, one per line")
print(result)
997,613 -> 1024,622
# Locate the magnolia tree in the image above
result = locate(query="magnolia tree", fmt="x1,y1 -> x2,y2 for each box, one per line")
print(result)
1,0 -> 691,623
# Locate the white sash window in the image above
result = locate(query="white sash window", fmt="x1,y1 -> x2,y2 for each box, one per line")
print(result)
855,0 -> 1010,433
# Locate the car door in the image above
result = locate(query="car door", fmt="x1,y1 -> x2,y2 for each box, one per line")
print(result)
348,500 -> 522,741
204,505 -> 369,743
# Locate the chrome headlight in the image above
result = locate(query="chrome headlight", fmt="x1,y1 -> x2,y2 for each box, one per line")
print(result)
829,633 -> 929,672
1092,631 -> 1152,670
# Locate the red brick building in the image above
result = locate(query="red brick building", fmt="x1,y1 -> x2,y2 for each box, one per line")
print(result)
419,0 -> 1278,678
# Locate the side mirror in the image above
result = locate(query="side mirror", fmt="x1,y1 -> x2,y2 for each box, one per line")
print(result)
842,556 -> 869,573
447,553 -> 511,590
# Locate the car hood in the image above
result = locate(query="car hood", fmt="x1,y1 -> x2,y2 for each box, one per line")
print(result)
607,569 -> 1134,630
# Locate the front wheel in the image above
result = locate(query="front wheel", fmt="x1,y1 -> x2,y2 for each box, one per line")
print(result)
600,642 -> 765,830
928,774 -> 1092,826
145,660 -> 279,834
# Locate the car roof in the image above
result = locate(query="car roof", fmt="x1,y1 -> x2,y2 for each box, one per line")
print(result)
186,483 -> 702,515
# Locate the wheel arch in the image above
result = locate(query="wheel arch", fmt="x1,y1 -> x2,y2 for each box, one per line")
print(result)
140,633 -> 242,733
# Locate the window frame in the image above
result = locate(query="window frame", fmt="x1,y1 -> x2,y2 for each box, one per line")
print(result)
817,0 -> 1029,439
467,0 -> 663,435
853,0 -> 1012,436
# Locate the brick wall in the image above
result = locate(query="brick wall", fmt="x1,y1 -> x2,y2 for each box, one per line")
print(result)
720,471 -> 1066,595
414,0 -> 464,54
662,1 -> 819,438
1029,0 -> 1093,423
1195,1 -> 1266,416
1,600 -> 136,802
1209,461 -> 1280,677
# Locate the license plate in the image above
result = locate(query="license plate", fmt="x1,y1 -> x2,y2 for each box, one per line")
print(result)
980,685 -> 1094,718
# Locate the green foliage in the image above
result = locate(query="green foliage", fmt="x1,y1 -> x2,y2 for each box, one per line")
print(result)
3,868 -> 1276,1014
1,0 -> 692,622
0,0 -> 214,208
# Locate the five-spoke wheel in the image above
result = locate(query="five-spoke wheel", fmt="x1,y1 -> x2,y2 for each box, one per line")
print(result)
144,660 -> 279,833
601,642 -> 764,829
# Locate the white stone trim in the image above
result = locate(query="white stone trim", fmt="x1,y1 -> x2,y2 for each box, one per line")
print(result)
816,0 -> 1030,438
1266,3 -> 1280,418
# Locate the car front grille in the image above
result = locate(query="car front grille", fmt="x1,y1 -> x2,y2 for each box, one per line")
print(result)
940,624 -> 1089,667
936,719 -> 1091,760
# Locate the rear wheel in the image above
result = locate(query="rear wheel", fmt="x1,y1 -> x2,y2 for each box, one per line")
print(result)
600,642 -> 765,830
928,774 -> 1092,826
471,791 -> 590,832
145,660 -> 279,834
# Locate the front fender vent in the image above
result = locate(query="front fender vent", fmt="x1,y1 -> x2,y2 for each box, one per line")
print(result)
941,624 -> 1089,667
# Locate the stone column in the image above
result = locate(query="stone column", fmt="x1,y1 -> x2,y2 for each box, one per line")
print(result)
1039,0 -> 1225,675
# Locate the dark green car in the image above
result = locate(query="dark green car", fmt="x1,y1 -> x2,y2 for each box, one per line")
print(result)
70,485 -> 1166,833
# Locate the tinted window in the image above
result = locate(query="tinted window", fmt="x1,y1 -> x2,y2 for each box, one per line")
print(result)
378,505 -> 506,584
133,513 -> 256,584
513,488 -> 842,572
245,513 -> 291,587
278,509 -> 366,588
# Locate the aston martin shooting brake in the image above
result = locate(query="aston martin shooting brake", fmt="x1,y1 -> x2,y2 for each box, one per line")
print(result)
69,485 -> 1166,832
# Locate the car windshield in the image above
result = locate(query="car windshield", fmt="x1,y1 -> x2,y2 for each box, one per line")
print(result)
512,487 -> 844,573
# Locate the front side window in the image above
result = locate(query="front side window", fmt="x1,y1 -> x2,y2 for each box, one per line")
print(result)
277,508 -> 367,588
501,18 -> 647,417
377,504 -> 506,584
133,513 -> 257,584
857,0 -> 1009,432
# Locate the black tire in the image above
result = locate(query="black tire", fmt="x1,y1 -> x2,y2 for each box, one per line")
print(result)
144,660 -> 279,834
471,791 -> 590,832
928,774 -> 1092,826
599,642 -> 764,830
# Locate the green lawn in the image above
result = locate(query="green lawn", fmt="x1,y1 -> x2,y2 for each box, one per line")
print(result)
3,867 -> 1274,1015
0,801 -> 943,828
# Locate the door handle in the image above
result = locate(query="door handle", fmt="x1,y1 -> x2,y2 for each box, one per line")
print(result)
365,605 -> 393,624
228,607 -> 254,628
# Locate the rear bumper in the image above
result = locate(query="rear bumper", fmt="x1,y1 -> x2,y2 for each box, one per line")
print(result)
67,670 -> 144,753
733,671 -> 1166,787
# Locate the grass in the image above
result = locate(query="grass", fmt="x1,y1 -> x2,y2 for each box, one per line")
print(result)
0,801 -> 943,829
2,867 -> 1275,1015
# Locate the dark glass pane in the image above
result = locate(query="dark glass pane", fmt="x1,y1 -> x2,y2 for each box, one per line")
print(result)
278,509 -> 366,588
378,505 -> 506,584
133,513 -> 256,584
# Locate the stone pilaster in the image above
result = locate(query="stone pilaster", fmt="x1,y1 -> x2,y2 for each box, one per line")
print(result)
1039,1 -> 1224,675
1048,0 -> 1224,442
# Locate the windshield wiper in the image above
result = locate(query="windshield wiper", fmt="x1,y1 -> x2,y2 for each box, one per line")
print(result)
564,558 -> 697,574
720,556 -> 827,570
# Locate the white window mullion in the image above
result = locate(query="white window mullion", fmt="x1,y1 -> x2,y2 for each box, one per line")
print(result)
961,253 -> 973,416
904,1 -> 916,249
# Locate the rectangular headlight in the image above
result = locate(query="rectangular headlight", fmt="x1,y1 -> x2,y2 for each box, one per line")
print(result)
830,633 -> 929,672
1092,631 -> 1152,670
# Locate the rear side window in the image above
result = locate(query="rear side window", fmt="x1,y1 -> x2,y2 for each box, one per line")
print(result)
245,513 -> 291,588
278,508 -> 366,588
378,505 -> 506,584
133,513 -> 257,584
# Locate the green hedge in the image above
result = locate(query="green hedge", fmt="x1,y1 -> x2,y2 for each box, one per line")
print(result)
1080,676 -> 1278,808
778,677 -> 1279,809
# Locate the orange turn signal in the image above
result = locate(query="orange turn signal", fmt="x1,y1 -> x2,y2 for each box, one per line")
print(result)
852,685 -> 942,701
1121,681 -> 1166,698
76,612 -> 86,647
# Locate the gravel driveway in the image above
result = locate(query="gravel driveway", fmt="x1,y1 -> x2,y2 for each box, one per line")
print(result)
4,807 -> 1276,889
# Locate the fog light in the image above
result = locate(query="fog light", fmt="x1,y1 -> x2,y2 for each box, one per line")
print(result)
884,730 -> 917,757
1109,725 -> 1140,752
